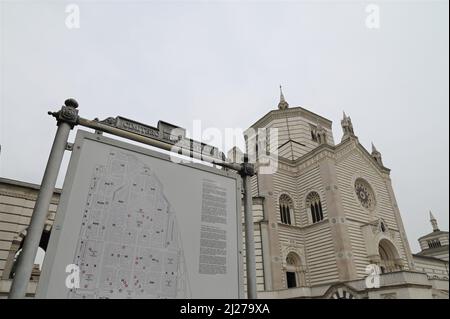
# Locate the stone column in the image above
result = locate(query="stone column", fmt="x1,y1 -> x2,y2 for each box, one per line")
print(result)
318,153 -> 358,281
259,220 -> 272,291
256,173 -> 284,290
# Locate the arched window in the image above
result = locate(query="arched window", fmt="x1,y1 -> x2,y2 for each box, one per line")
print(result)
3,228 -> 51,280
306,192 -> 324,223
427,239 -> 442,249
285,252 -> 306,288
279,194 -> 294,225
310,124 -> 318,142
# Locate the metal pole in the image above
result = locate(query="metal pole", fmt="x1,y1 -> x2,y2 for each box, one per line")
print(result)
9,99 -> 78,299
241,160 -> 257,299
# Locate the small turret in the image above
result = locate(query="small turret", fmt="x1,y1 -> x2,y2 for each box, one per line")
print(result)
278,85 -> 289,110
341,111 -> 355,141
371,142 -> 383,166
430,211 -> 440,232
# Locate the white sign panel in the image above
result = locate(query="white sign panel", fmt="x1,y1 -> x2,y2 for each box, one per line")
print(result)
37,130 -> 242,299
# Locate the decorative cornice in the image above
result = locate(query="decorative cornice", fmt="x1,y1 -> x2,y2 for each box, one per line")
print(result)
418,231 -> 449,241
0,189 -> 60,204
277,218 -> 329,231
272,138 -> 389,176
335,138 -> 357,159
334,139 -> 391,174
246,107 -> 333,134
0,177 -> 62,193
338,139 -> 390,172
297,148 -> 336,171
355,217 -> 399,233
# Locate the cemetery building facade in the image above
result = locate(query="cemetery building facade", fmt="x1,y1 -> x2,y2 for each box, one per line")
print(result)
232,89 -> 449,299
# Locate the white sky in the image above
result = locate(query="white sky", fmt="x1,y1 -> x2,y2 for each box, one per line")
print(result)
0,0 -> 448,253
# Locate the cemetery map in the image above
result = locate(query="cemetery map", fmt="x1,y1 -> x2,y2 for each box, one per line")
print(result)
68,150 -> 189,299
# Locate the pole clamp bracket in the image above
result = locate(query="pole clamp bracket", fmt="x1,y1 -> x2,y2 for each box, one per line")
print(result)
239,162 -> 255,177
48,98 -> 79,128
65,142 -> 74,151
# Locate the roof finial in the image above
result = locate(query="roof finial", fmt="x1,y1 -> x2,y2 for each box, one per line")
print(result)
430,210 -> 435,220
341,111 -> 355,141
371,142 -> 377,153
430,210 -> 440,232
371,142 -> 383,166
278,85 -> 289,110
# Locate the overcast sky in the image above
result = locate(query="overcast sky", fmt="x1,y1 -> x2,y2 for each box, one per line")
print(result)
0,0 -> 448,252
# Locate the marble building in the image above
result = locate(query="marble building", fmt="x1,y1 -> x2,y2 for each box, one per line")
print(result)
232,88 -> 448,299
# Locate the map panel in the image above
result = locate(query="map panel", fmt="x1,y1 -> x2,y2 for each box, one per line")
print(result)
37,131 -> 240,299
69,150 -> 187,299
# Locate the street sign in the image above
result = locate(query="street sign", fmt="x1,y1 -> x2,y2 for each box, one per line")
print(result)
96,116 -> 225,162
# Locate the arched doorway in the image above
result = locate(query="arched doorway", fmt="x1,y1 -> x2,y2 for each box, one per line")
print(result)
285,252 -> 306,288
378,239 -> 402,273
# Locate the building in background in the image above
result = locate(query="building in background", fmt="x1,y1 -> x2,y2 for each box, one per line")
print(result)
234,88 -> 448,299
412,213 -> 449,294
415,212 -> 449,261
0,178 -> 59,297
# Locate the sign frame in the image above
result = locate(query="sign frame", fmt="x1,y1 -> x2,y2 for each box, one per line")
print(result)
36,129 -> 244,299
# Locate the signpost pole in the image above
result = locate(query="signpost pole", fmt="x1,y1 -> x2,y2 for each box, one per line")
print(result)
240,156 -> 257,299
9,99 -> 79,299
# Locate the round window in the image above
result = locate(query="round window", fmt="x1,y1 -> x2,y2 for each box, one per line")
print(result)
354,178 -> 376,211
